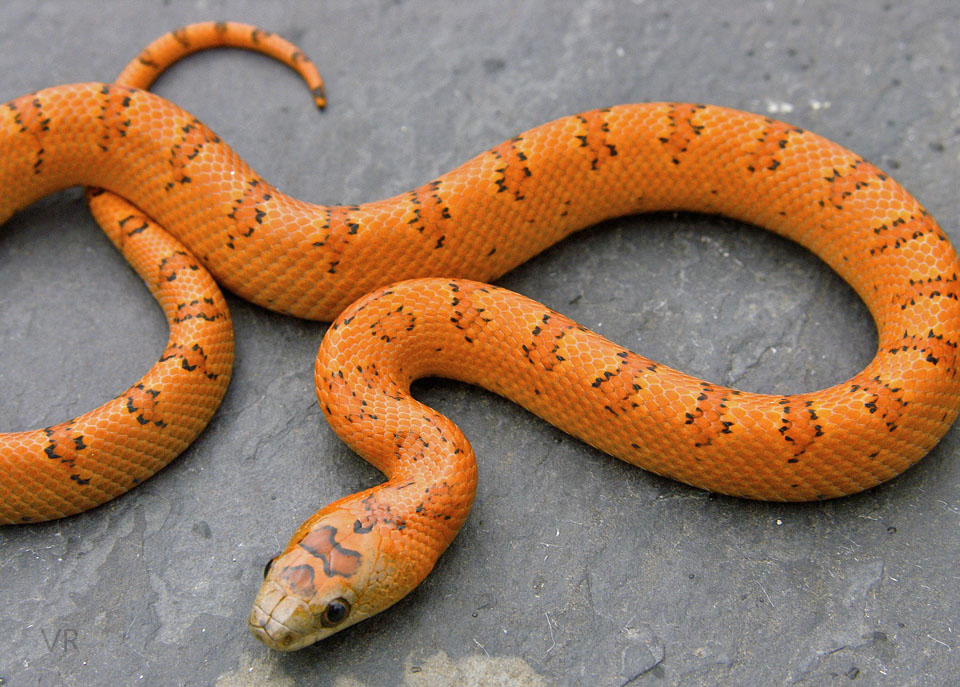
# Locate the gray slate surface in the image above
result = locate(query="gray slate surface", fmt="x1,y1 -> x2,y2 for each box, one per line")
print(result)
1,1 -> 959,685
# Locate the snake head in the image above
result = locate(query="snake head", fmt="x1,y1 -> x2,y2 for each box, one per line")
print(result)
249,476 -> 466,650
248,506 -> 384,650
247,485 -> 438,651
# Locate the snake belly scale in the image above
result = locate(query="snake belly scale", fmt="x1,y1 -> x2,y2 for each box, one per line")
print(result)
0,23 -> 958,651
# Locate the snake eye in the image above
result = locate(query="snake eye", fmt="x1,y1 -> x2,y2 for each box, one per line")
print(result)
263,555 -> 279,579
320,598 -> 351,627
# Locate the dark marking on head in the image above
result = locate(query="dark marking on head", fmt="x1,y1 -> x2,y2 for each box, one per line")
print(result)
299,525 -> 363,578
278,563 -> 316,597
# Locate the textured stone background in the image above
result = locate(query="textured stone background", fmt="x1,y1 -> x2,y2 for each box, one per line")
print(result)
1,2 -> 959,685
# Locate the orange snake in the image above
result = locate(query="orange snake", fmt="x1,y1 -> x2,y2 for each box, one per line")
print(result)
1,23 -> 959,651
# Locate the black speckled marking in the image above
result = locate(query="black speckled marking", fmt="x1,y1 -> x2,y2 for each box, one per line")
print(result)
126,384 -> 167,427
407,180 -> 451,249
165,119 -> 220,190
523,312 -> 574,372
592,349 -> 646,416
313,206 -> 361,272
824,158 -> 887,210
747,118 -> 803,172
96,86 -> 134,154
851,377 -> 907,432
659,103 -> 706,164
160,342 -> 219,379
685,383 -> 734,447
492,135 -> 532,200
8,93 -> 49,174
158,251 -> 200,282
171,27 -> 191,47
227,178 -> 272,244
172,298 -> 224,324
575,108 -> 617,170
777,399 -> 823,458
42,423 -> 92,486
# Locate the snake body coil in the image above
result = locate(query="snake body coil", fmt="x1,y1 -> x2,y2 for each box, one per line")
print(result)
1,23 -> 958,651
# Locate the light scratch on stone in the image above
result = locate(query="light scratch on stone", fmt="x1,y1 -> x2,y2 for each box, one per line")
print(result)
474,638 -> 490,657
544,612 -> 557,656
756,579 -> 775,608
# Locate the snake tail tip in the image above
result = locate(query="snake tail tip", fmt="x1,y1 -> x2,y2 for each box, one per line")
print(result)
312,86 -> 327,109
